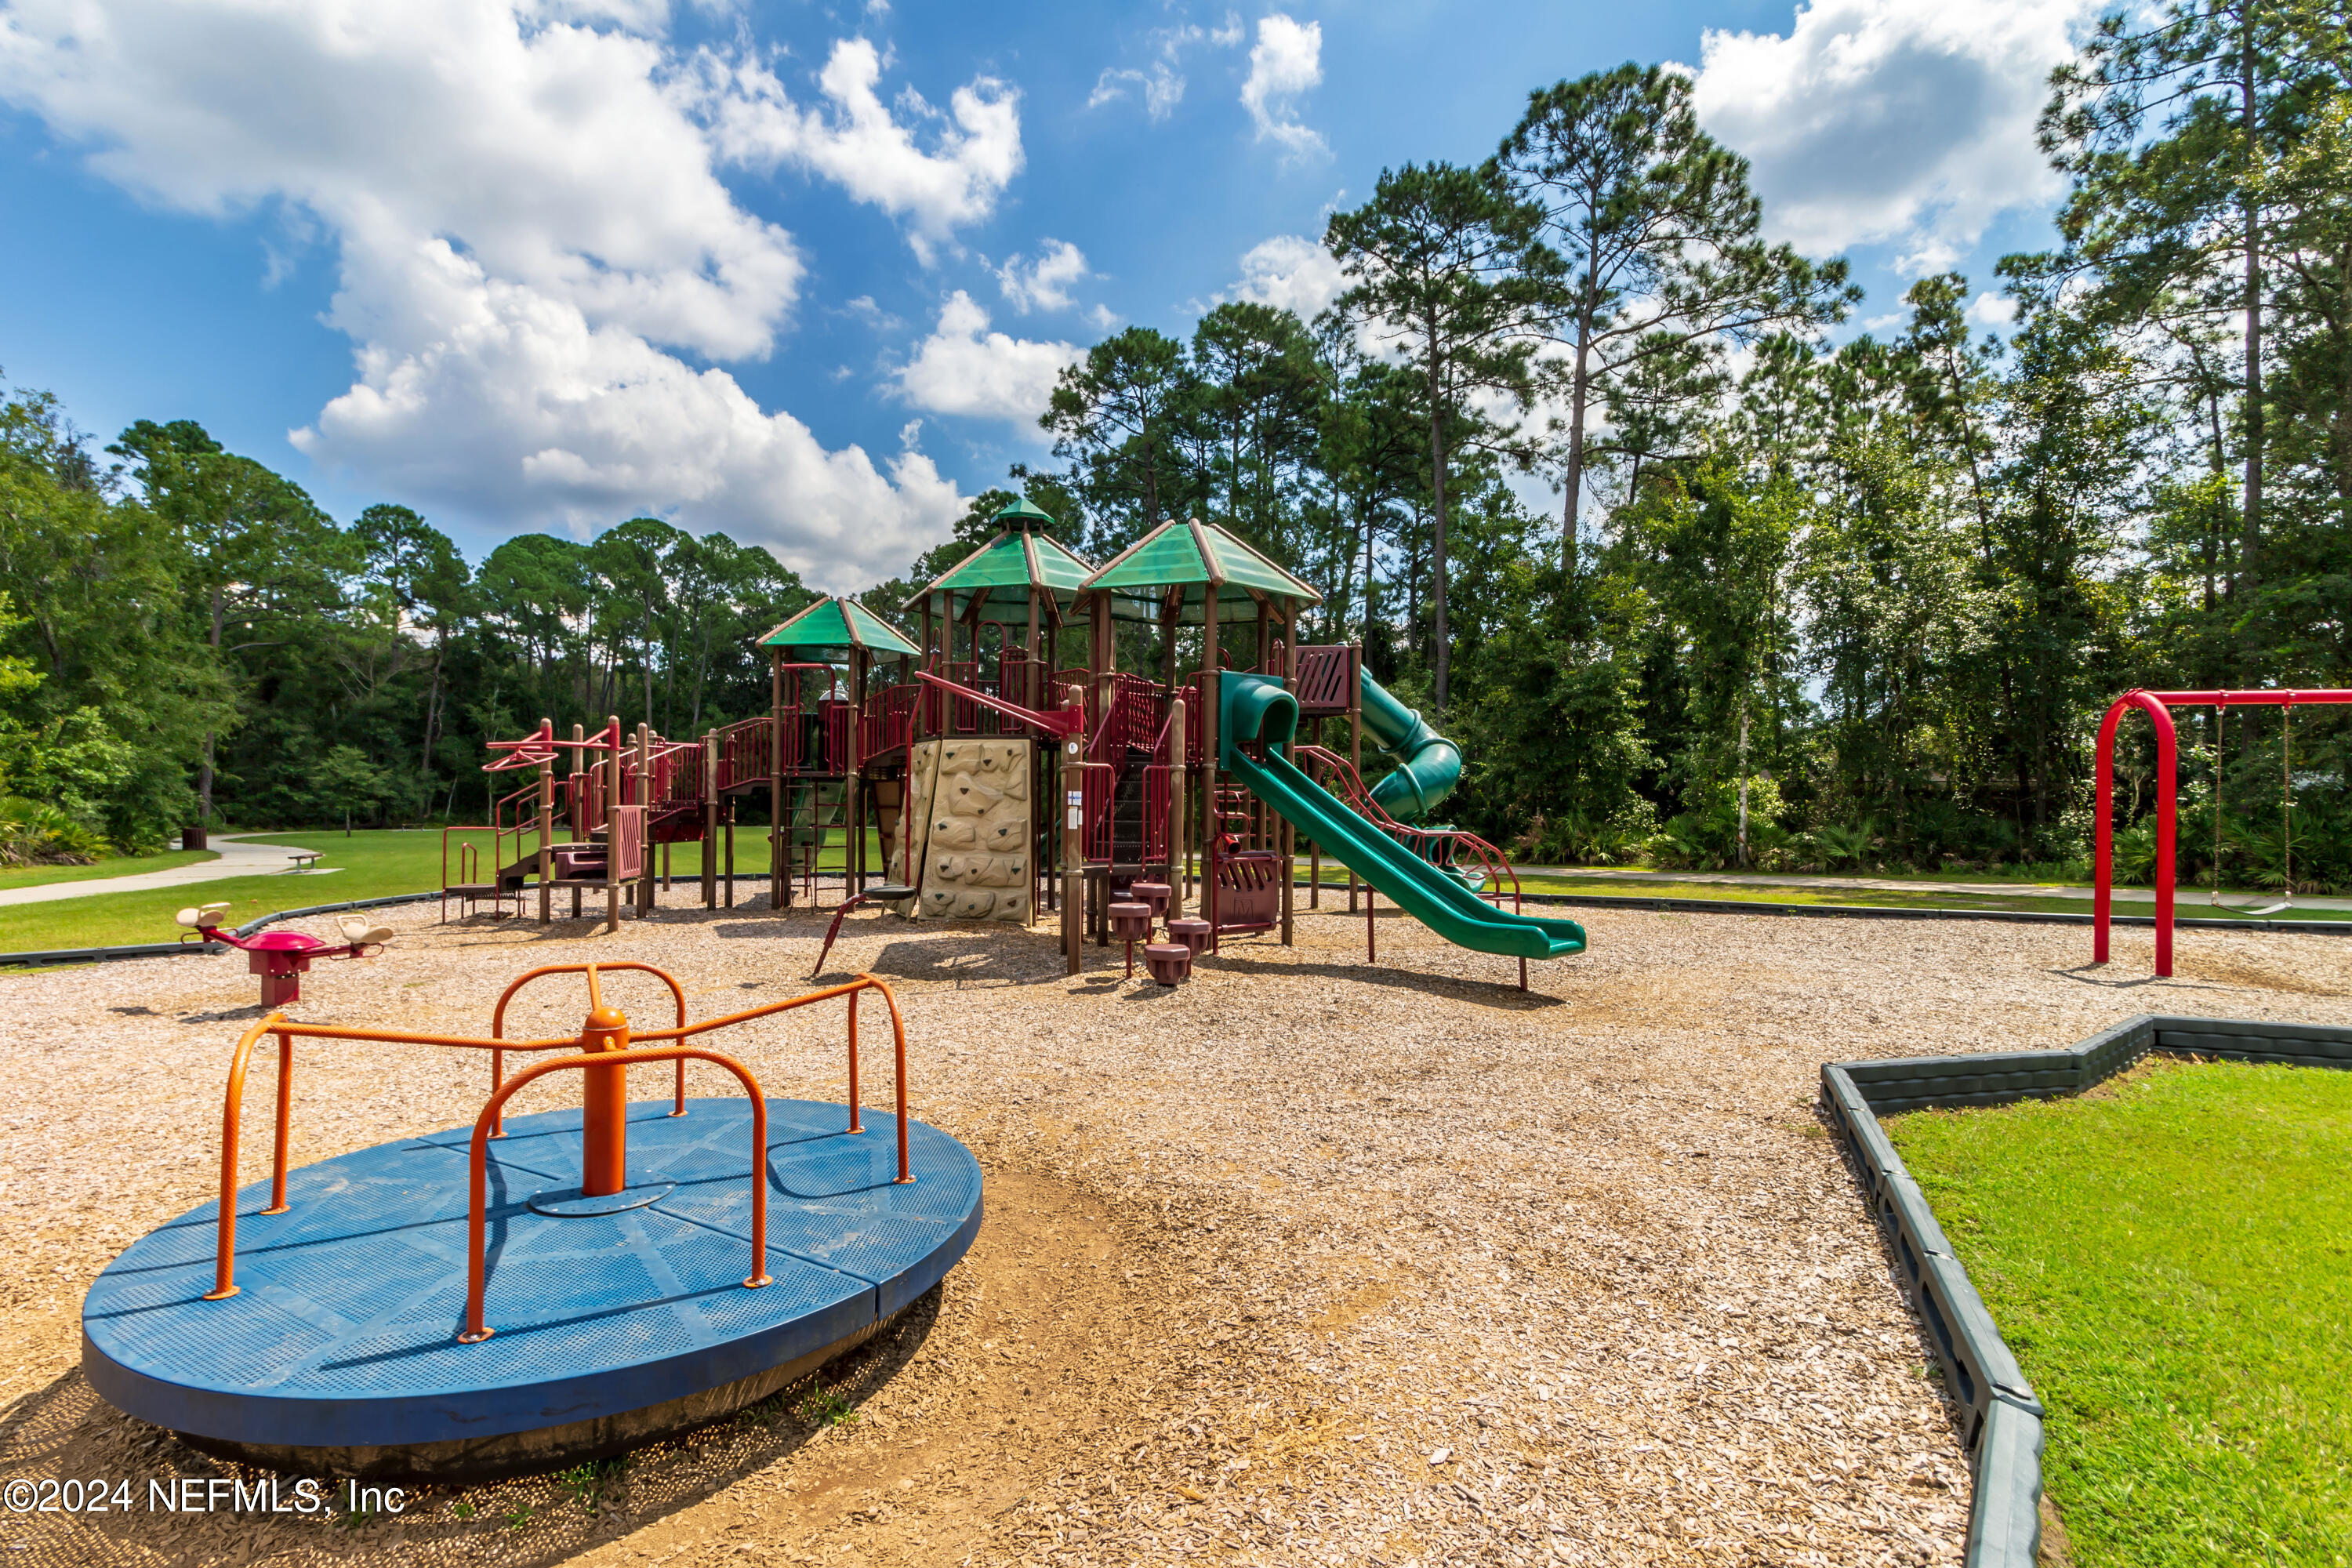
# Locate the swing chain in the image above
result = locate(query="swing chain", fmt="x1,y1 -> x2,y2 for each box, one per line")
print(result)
2282,704 -> 2293,907
2211,703 -> 2224,905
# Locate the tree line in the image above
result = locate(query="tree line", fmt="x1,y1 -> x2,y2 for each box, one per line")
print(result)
0,1 -> 2344,890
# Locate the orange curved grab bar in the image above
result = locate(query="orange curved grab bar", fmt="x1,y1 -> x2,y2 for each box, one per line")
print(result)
490,963 -> 690,1134
205,972 -> 915,1304
459,1044 -> 770,1343
622,974 -> 914,1184
205,1014 -> 287,1299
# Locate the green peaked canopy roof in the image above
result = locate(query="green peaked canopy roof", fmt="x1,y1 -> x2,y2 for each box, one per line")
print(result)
757,595 -> 921,656
900,506 -> 1095,617
1077,517 -> 1323,622
993,496 -> 1057,528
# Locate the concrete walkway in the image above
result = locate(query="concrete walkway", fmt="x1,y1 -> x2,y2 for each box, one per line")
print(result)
1515,863 -> 2352,912
0,834 -> 334,908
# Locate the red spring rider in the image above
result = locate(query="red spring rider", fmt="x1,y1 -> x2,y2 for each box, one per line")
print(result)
177,903 -> 394,1007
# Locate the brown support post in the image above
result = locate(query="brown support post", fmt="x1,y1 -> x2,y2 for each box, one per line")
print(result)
1167,700 -> 1187,920
725,804 -> 735,908
570,722 -> 585,921
638,724 -> 655,916
1060,699 -> 1082,976
702,729 -> 718,909
848,649 -> 867,904
770,652 -> 784,912
536,724 -> 553,924
604,714 -> 622,935
1280,605 -> 1294,946
1088,589 -> 1113,941
1026,585 -> 1041,708
1160,600 -> 1179,691
1348,643 -> 1362,915
1201,608 -> 1219,953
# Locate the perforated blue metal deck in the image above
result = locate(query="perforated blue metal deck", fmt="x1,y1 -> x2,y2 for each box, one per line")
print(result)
81,1099 -> 982,1450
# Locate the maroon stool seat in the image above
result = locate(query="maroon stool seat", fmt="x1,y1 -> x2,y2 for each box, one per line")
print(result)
1108,901 -> 1153,977
1166,916 -> 1210,956
1142,943 -> 1192,985
1128,881 -> 1171,916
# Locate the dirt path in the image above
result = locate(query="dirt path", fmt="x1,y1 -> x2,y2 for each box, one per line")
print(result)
3,895 -> 2346,1566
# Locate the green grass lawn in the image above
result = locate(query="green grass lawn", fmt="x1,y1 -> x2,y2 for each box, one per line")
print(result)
0,828 -> 883,954
1887,1061 -> 2352,1566
0,848 -> 213,890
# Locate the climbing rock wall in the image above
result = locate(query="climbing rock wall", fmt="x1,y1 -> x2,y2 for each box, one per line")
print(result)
885,739 -> 1033,923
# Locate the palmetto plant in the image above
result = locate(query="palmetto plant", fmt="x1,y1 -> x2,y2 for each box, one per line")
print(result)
1813,818 -> 1878,871
0,797 -> 104,866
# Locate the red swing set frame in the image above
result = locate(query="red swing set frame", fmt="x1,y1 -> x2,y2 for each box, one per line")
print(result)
2093,688 -> 2352,977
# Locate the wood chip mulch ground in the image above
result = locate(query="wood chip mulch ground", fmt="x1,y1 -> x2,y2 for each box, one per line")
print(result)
4,889 -> 2347,1567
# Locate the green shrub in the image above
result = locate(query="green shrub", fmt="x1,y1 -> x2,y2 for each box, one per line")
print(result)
0,796 -> 107,866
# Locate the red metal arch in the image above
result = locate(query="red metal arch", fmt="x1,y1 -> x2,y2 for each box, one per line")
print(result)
2095,688 -> 2352,978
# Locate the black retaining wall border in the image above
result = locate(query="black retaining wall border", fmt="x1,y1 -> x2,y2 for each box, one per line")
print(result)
1821,1014 -> 2352,1566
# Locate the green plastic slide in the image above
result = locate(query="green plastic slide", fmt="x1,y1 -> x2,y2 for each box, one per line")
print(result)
1359,669 -> 1461,822
1220,675 -> 1586,962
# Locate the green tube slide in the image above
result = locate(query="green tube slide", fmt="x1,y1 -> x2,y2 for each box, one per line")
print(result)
1220,675 -> 1584,962
1358,671 -> 1460,822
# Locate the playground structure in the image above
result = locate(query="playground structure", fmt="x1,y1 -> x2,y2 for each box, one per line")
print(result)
1023,513 -> 1584,985
444,597 -> 925,932
81,960 -> 980,1480
446,500 -> 1586,989
2093,687 -> 2352,977
176,902 -> 392,1005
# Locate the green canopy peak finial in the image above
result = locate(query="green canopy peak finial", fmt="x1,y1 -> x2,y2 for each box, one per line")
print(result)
993,496 -> 1056,530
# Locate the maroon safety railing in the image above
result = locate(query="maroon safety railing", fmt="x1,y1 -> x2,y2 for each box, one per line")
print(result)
1291,645 -> 1355,713
1295,742 -> 1523,911
1178,675 -> 1205,768
717,714 -> 771,793
1142,764 -> 1171,863
862,684 -> 918,758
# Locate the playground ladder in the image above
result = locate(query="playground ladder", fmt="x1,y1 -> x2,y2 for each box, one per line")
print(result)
784,779 -> 850,904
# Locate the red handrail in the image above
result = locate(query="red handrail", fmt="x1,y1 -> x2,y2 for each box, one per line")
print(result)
913,668 -> 1083,737
1295,742 -> 1523,911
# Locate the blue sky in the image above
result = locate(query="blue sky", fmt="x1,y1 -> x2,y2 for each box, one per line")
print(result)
0,0 -> 2091,589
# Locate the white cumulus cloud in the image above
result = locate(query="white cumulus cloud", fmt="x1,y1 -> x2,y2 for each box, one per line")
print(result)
1965,290 -> 2019,328
1240,14 -> 1325,160
1088,13 -> 1241,122
300,244 -> 962,583
1686,0 -> 2092,274
0,0 -> 1015,587
996,240 -> 1091,314
695,37 -> 1022,263
1231,234 -> 1345,320
1089,63 -> 1186,120
895,292 -> 1081,425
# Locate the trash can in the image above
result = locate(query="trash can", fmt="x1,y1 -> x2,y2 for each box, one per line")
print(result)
181,826 -> 207,851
